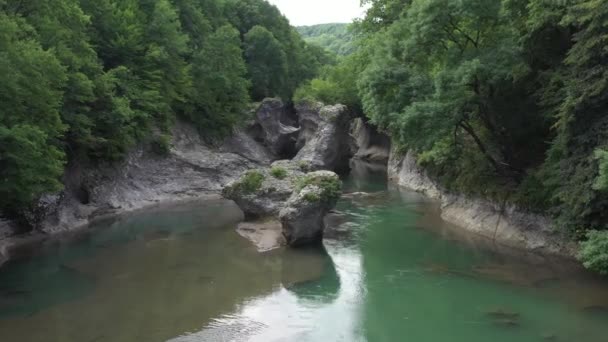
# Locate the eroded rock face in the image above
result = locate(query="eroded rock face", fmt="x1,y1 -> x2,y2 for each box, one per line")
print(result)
351,118 -> 391,163
295,101 -> 324,150
294,104 -> 354,173
223,163 -> 341,247
255,98 -> 300,158
279,171 -> 341,246
25,120 -> 271,235
388,147 -> 576,256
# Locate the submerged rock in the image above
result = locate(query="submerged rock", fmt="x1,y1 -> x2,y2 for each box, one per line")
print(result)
224,163 -> 342,247
294,104 -> 354,173
236,219 -> 285,252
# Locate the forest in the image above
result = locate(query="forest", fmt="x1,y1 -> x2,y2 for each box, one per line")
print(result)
0,0 -> 330,218
295,0 -> 608,273
296,23 -> 355,56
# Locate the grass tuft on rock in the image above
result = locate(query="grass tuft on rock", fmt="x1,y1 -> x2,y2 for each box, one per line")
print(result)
270,166 -> 288,179
230,170 -> 265,195
295,172 -> 342,202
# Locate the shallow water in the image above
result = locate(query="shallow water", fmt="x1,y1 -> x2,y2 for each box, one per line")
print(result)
1,162 -> 608,341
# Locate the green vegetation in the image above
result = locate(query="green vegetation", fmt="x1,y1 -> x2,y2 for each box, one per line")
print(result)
294,0 -> 608,273
232,170 -> 265,195
298,161 -> 312,173
579,231 -> 608,275
0,0 -> 329,219
296,23 -> 355,56
270,166 -> 288,180
295,173 -> 342,203
302,192 -> 322,203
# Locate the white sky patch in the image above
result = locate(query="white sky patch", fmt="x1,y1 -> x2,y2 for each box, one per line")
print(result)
267,0 -> 368,26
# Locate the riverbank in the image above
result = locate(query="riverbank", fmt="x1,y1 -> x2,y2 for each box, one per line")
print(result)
387,148 -> 577,257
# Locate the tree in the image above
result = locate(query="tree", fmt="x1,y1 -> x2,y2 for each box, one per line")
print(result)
244,25 -> 288,100
188,25 -> 251,138
0,13 -> 67,212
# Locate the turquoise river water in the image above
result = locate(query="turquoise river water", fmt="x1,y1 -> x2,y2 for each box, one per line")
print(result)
1,162 -> 608,341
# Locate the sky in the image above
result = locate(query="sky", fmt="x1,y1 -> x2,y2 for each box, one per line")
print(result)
266,0 -> 367,26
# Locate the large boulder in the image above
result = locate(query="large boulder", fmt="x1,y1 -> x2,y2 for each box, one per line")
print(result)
254,98 -> 300,158
279,171 -> 341,246
293,104 -> 354,173
223,162 -> 341,247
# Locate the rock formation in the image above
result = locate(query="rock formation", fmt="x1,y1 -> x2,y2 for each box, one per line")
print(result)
223,161 -> 341,248
253,98 -> 299,158
293,104 -> 354,173
350,118 -> 391,163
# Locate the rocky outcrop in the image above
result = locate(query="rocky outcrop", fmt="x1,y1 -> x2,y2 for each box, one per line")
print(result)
293,104 -> 354,173
224,162 -> 341,248
254,98 -> 299,158
388,148 -> 575,256
295,101 -> 324,150
388,147 -> 441,199
279,171 -> 341,246
222,160 -> 304,218
351,118 -> 391,163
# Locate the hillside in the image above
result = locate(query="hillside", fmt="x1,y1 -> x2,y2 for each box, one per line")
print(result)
296,23 -> 355,55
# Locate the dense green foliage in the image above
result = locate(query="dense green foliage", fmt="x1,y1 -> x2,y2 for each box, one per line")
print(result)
297,23 -> 355,56
296,0 -> 608,271
0,0 -> 327,218
579,231 -> 608,275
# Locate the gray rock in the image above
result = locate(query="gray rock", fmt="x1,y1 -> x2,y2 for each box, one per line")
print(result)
222,160 -> 305,218
6,120 -> 271,238
294,104 -> 354,173
279,171 -> 341,246
351,118 -> 391,163
387,147 -> 576,256
220,128 -> 275,164
224,165 -> 341,247
295,101 -> 324,150
255,98 -> 299,157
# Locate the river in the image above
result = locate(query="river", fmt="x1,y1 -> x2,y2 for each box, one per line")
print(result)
0,161 -> 607,341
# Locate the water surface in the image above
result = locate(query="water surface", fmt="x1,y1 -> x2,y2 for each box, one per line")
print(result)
1,162 -> 608,341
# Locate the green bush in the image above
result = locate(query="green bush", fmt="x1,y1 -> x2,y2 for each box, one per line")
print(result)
235,170 -> 265,194
295,173 -> 342,202
302,192 -> 321,202
270,166 -> 288,179
578,230 -> 608,275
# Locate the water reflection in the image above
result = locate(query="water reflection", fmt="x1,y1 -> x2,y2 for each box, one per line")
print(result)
170,230 -> 365,342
